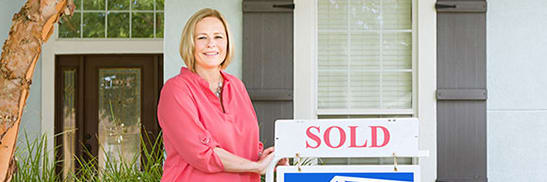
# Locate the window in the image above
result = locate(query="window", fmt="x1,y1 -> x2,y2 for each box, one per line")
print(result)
317,0 -> 414,115
58,0 -> 164,39
315,0 -> 415,166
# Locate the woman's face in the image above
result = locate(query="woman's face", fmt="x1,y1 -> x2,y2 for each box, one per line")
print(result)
193,17 -> 228,70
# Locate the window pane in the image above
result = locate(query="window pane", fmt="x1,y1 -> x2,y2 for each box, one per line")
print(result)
350,72 -> 380,109
83,0 -> 105,10
108,0 -> 129,10
132,13 -> 154,38
74,0 -> 82,10
83,13 -> 106,38
351,33 -> 380,70
382,72 -> 412,109
318,32 -> 347,71
62,69 -> 76,180
383,0 -> 411,30
350,0 -> 380,31
132,0 -> 153,10
318,32 -> 348,109
318,71 -> 348,109
108,12 -> 129,38
98,68 -> 141,170
318,0 -> 347,30
383,32 -> 411,69
59,13 -> 81,38
156,13 -> 164,38
156,0 -> 164,10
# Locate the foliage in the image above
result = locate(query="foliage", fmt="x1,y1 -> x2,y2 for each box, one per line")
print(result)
12,133 -> 59,181
12,132 -> 164,182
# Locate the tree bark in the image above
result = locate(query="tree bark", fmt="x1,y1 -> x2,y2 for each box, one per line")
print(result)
0,0 -> 74,181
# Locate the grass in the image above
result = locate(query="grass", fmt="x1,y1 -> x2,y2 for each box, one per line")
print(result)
12,132 -> 164,182
12,132 -> 315,182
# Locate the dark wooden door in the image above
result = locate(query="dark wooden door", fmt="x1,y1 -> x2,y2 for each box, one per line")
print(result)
242,0 -> 294,147
436,1 -> 487,182
55,54 -> 162,177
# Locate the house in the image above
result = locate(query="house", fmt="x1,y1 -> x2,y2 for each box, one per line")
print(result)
1,0 -> 545,181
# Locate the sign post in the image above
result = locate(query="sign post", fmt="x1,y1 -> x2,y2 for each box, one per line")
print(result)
265,118 -> 428,182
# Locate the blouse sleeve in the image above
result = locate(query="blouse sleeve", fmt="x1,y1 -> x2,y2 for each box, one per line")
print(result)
157,80 -> 224,173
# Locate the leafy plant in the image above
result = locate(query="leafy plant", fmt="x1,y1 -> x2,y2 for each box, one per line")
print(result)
12,131 -> 164,182
12,133 -> 59,182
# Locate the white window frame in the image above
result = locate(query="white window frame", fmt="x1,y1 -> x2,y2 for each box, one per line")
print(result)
41,26 -> 163,162
58,0 -> 164,39
293,0 -> 437,181
315,0 -> 417,116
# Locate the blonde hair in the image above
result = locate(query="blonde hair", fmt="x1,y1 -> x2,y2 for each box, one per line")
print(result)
179,8 -> 234,72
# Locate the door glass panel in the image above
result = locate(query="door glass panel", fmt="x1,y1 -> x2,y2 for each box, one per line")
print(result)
97,68 -> 141,170
63,69 -> 76,179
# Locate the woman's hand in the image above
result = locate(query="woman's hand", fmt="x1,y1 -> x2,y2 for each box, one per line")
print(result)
257,147 -> 289,174
255,150 -> 274,174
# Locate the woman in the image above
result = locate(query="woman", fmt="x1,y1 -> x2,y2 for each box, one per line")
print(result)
157,8 -> 282,181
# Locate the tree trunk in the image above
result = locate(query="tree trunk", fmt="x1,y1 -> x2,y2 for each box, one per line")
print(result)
0,0 -> 74,181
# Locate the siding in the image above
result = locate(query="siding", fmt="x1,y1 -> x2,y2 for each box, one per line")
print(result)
487,0 -> 547,181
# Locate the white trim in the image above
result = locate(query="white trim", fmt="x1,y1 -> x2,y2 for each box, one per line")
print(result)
317,109 -> 414,116
318,29 -> 412,33
41,27 -> 163,161
416,0 -> 437,181
73,10 -> 164,13
294,0 -> 317,120
293,0 -> 437,180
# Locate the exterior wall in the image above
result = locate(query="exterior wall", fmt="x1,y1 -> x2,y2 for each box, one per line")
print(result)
164,0 -> 243,81
487,0 -> 547,181
0,0 -> 42,144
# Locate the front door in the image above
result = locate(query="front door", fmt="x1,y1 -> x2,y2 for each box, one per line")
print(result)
54,54 -> 162,178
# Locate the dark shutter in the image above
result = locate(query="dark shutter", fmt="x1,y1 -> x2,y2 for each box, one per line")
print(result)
436,1 -> 487,182
242,0 -> 294,147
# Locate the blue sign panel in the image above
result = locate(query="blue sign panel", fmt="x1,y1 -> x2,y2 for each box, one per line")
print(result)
284,172 -> 414,182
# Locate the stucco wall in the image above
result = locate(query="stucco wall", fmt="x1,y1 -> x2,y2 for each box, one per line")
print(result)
487,1 -> 547,181
164,0 -> 243,81
0,0 -> 42,144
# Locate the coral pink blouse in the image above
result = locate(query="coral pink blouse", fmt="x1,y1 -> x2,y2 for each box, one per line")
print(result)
157,67 -> 263,182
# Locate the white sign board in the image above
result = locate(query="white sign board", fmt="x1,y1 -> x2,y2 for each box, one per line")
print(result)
277,165 -> 420,182
265,118 -> 427,182
275,118 -> 420,158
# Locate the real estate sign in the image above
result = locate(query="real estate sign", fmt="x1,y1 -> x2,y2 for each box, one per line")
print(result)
266,118 -> 425,182
275,118 -> 421,158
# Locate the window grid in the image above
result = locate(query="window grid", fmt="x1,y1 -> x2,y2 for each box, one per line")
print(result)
317,0 -> 414,115
63,0 -> 164,39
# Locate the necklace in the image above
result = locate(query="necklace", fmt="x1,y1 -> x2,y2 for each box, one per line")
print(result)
215,77 -> 223,98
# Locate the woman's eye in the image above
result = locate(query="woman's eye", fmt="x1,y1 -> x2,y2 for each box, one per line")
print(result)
197,37 -> 207,40
215,36 -> 223,39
